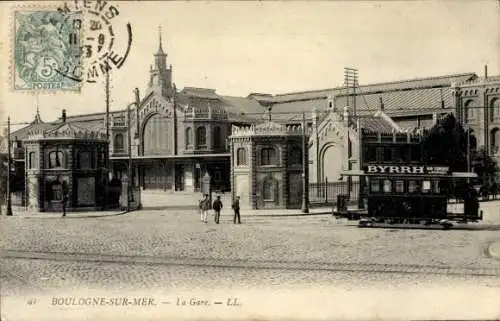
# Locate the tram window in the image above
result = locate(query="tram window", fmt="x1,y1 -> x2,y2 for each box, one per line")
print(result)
383,180 -> 392,193
392,148 -> 402,162
383,149 -> 392,162
365,146 -> 377,163
411,145 -> 422,162
401,146 -> 411,162
422,180 -> 431,193
370,179 -> 380,192
408,180 -> 418,193
433,180 -> 441,193
376,147 -> 384,162
395,180 -> 405,193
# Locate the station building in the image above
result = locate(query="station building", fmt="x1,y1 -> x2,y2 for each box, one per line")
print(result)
7,31 -> 500,208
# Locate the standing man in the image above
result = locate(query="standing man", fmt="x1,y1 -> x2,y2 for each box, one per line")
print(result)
212,195 -> 223,224
232,196 -> 241,224
200,194 -> 210,223
60,176 -> 69,217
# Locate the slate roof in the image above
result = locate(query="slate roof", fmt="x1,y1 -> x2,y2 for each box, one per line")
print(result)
359,116 -> 398,133
269,73 -> 477,118
10,72 -> 482,139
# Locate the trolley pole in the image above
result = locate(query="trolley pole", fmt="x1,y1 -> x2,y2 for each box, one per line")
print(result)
301,112 -> 309,213
6,116 -> 12,216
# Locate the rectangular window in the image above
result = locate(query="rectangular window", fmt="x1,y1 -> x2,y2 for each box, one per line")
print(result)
383,149 -> 392,162
422,180 -> 431,193
383,179 -> 392,193
392,147 -> 402,162
395,180 -> 405,193
433,180 -> 441,193
401,145 -> 411,162
52,184 -> 62,201
376,147 -> 384,163
370,179 -> 380,192
408,180 -> 418,193
411,145 -> 422,162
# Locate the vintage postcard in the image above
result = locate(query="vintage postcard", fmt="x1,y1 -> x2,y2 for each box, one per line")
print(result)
1,1 -> 500,320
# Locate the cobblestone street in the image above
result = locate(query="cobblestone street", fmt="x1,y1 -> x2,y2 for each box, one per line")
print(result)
1,202 -> 500,320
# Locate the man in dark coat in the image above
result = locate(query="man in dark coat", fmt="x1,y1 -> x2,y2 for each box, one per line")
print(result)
212,195 -> 223,224
232,196 -> 241,224
60,176 -> 69,217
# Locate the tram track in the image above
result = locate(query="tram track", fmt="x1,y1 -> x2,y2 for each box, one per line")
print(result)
2,249 -> 500,277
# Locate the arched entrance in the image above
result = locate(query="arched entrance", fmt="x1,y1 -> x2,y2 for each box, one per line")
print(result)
320,142 -> 344,182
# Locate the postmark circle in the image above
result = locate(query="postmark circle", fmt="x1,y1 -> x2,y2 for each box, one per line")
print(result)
54,0 -> 133,84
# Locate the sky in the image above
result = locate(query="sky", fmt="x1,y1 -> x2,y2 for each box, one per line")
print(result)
0,0 -> 499,130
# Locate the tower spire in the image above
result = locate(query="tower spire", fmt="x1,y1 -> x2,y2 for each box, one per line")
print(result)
158,25 -> 164,54
33,95 -> 43,124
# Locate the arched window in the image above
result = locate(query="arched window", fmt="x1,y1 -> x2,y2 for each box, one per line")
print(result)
491,127 -> 500,154
185,127 -> 192,147
464,100 -> 476,121
48,151 -> 64,169
196,126 -> 206,146
288,147 -> 302,165
143,113 -> 173,155
29,152 -> 37,169
260,147 -> 278,166
491,98 -> 500,121
113,133 -> 124,152
213,126 -> 221,148
236,148 -> 247,166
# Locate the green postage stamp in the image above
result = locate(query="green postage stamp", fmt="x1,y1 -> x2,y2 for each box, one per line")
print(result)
13,9 -> 83,91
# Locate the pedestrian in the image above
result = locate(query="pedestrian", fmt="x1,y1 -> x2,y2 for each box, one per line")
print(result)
212,195 -> 223,224
60,176 -> 69,217
200,194 -> 210,223
232,196 -> 241,224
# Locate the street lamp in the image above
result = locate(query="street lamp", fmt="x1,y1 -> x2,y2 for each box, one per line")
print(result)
301,112 -> 309,213
6,116 -> 12,216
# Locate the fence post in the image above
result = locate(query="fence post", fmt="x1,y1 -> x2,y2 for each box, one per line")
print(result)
324,177 -> 328,203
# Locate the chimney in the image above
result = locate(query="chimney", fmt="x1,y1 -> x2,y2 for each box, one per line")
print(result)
485,65 -> 488,79
379,96 -> 384,111
62,109 -> 67,123
440,88 -> 445,109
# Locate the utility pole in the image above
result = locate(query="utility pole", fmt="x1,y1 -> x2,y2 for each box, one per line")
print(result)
6,116 -> 12,216
105,69 -> 110,209
344,67 -> 358,116
127,102 -> 134,211
301,112 -> 309,213
344,67 -> 358,200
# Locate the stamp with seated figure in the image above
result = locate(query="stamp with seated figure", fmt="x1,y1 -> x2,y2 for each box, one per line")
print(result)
12,8 -> 83,92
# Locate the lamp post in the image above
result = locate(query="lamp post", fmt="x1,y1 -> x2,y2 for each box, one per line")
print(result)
6,116 -> 12,216
126,101 -> 137,211
301,112 -> 309,213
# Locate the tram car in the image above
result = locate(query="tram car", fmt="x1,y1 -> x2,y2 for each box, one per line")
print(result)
339,130 -> 480,228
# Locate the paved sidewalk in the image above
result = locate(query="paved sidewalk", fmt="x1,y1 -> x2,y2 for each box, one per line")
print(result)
1,207 -> 127,219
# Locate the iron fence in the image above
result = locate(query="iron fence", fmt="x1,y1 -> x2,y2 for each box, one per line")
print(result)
309,180 -> 360,206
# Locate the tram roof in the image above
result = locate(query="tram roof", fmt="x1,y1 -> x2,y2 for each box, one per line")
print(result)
340,170 -> 478,178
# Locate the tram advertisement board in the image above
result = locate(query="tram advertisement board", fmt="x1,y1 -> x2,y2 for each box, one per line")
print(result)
364,165 -> 450,175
